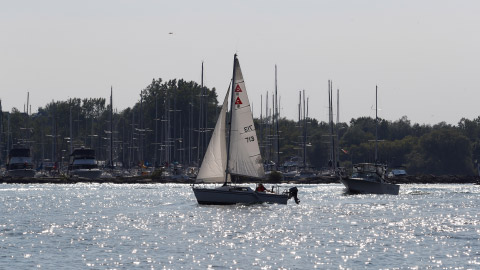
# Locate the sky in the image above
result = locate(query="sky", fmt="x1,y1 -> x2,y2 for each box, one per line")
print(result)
1,0 -> 479,125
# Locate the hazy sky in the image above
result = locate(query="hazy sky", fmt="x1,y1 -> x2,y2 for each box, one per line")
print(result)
1,0 -> 479,125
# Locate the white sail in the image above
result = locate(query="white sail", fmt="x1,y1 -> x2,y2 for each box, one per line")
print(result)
196,89 -> 230,183
228,57 -> 265,178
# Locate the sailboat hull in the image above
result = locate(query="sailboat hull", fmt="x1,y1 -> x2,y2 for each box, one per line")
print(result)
340,177 -> 400,195
192,186 -> 289,205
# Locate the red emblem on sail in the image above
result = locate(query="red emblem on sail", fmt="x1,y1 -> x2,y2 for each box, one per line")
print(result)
234,97 -> 243,105
235,85 -> 243,92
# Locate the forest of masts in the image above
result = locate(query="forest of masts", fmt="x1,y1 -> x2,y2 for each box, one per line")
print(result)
1,75 -> 479,176
0,76 -> 340,173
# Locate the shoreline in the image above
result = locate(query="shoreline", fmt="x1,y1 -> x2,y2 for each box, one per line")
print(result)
1,175 -> 479,185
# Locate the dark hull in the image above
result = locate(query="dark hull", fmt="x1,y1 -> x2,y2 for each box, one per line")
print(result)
6,169 -> 36,178
70,169 -> 103,179
192,187 -> 289,205
340,177 -> 400,195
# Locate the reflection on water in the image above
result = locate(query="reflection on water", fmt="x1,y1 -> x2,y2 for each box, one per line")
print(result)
1,183 -> 479,269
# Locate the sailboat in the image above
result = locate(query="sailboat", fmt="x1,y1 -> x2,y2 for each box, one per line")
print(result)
339,86 -> 400,195
192,54 -> 299,205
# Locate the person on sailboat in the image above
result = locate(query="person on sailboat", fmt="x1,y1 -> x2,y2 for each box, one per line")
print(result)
255,184 -> 266,192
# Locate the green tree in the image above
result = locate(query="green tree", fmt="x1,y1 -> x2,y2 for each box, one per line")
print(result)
408,129 -> 474,175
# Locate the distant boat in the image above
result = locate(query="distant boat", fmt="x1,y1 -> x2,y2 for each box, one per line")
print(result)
339,86 -> 400,195
340,163 -> 400,195
68,148 -> 102,179
192,54 -> 299,205
387,168 -> 408,178
6,148 -> 36,178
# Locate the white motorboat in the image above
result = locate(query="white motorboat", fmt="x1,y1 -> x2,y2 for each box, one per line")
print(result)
68,148 -> 102,179
6,148 -> 35,178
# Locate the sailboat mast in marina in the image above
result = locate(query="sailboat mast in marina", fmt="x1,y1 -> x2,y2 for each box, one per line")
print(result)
110,86 -> 114,168
192,54 -> 299,205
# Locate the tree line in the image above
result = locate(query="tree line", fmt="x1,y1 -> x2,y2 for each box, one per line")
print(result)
1,78 -> 478,175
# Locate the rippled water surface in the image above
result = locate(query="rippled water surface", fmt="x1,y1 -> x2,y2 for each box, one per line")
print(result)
1,183 -> 479,269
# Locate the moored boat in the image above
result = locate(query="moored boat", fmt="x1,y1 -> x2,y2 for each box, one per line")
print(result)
68,148 -> 102,179
6,148 -> 36,178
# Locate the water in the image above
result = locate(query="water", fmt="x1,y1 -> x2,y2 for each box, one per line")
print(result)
1,183 -> 479,269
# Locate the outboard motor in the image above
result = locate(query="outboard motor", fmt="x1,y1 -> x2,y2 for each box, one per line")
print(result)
288,187 -> 300,204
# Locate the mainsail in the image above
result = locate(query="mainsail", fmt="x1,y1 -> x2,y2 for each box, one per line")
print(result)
195,89 -> 230,183
228,57 -> 265,179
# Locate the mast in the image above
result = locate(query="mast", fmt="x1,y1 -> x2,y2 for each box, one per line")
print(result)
298,91 -> 301,124
7,112 -> 11,154
337,89 -> 340,124
303,90 -> 306,169
53,102 -> 57,165
173,94 -> 177,162
265,91 -> 270,162
69,103 -> 72,154
275,65 -> 280,170
297,92 -> 301,161
375,85 -> 378,163
197,62 -> 204,165
336,89 -> 340,167
139,93 -> 143,163
164,91 -> 168,164
260,94 -> 263,157
224,54 -> 237,185
166,90 -> 171,164
327,85 -> 330,165
110,86 -> 113,167
41,127 -> 44,163
84,108 -> 87,146
154,92 -> 158,167
189,93 -> 193,165
131,111 -> 135,167
26,92 -> 29,147
122,118 -> 125,167
329,80 -> 336,171
203,62 -> 208,158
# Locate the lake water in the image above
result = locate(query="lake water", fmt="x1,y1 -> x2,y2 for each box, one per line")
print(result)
1,183 -> 479,269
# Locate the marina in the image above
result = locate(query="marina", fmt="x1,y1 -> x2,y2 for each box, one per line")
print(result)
1,68 -> 479,190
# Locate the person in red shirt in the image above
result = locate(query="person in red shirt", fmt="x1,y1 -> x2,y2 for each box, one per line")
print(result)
255,183 -> 266,192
